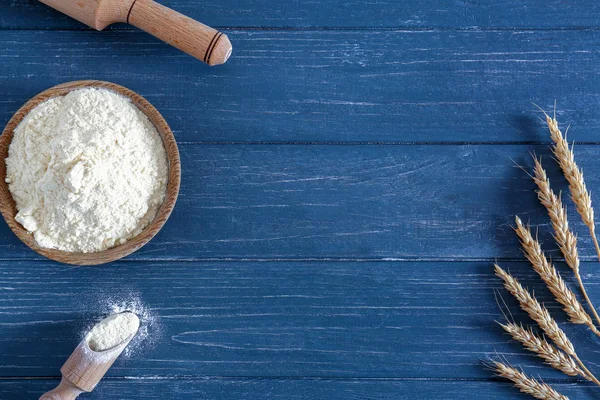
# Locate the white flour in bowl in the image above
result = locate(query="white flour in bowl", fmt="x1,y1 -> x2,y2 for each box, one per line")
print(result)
5,87 -> 168,253
87,312 -> 140,351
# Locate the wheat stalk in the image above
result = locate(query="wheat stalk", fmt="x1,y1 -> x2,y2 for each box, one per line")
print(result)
542,111 -> 600,257
513,216 -> 597,331
494,264 -> 600,386
499,322 -> 585,378
489,107 -> 600,398
495,264 -> 575,355
537,111 -> 600,329
492,361 -> 570,400
531,158 -> 600,328
532,157 -> 579,273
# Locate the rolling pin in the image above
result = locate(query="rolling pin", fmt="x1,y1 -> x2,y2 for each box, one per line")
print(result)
40,312 -> 139,400
38,0 -> 232,65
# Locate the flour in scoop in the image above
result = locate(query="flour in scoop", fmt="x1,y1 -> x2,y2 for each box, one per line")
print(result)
87,312 -> 140,351
5,88 -> 168,253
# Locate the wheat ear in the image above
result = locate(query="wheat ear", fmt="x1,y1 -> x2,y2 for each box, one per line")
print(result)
492,361 -> 570,400
542,111 -> 600,257
514,216 -> 598,332
538,112 -> 600,328
495,264 -> 574,354
499,322 -> 585,378
532,158 -> 579,272
531,159 -> 600,329
494,264 -> 600,385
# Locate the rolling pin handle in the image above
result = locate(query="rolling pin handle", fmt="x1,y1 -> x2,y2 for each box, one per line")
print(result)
127,0 -> 232,65
40,377 -> 84,400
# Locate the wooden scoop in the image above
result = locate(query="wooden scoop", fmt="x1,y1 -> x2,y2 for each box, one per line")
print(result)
40,312 -> 140,400
38,0 -> 232,65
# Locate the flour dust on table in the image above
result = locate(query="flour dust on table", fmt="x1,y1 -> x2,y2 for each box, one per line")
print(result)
5,87 -> 168,253
83,296 -> 160,358
87,312 -> 140,352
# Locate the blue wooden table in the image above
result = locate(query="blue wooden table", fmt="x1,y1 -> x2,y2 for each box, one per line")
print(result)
3,1 -> 600,398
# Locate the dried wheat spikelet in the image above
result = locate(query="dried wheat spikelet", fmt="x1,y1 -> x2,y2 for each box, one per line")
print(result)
542,111 -> 599,256
499,322 -> 584,378
494,266 -> 600,390
489,107 -> 600,399
536,111 -> 600,327
513,216 -> 594,329
494,264 -> 575,356
531,157 -> 600,328
531,157 -> 579,272
492,361 -> 570,400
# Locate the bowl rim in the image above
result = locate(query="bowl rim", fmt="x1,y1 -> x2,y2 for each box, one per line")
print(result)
0,80 -> 181,265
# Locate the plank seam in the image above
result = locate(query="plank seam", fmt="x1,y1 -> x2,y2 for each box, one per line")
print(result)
0,376 -> 593,383
0,257 -> 591,263
4,26 -> 600,32
173,141 -> 600,146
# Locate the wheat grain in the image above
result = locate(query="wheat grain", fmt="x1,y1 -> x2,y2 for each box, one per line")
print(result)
494,264 -> 575,356
493,361 -> 570,400
532,158 -> 579,272
514,216 -> 593,328
500,322 -> 584,378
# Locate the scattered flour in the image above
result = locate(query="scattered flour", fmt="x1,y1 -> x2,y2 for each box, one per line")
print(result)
88,296 -> 159,358
78,297 -> 156,363
5,87 -> 168,253
86,312 -> 140,351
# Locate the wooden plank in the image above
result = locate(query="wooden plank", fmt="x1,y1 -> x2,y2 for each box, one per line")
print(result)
1,143 -> 599,261
1,30 -> 600,143
3,0 -> 600,29
1,260 -> 599,379
0,378 -> 594,400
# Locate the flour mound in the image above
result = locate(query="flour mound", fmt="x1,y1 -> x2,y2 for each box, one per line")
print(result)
86,312 -> 140,351
5,88 -> 168,253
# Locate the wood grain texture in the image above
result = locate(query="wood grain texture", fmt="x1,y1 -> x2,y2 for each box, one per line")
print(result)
55,331 -> 137,394
6,0 -> 600,398
38,0 -> 232,65
1,260 -> 599,380
2,30 -> 600,143
38,0 -> 136,29
4,0 -> 600,29
39,378 -> 83,400
0,81 -> 181,265
5,378 -> 596,400
2,143 -> 599,261
128,0 -> 232,65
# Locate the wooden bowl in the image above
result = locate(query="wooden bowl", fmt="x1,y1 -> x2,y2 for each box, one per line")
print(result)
0,81 -> 181,265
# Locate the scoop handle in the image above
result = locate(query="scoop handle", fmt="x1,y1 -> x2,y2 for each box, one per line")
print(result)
128,0 -> 232,65
40,377 -> 83,400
